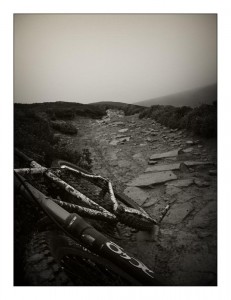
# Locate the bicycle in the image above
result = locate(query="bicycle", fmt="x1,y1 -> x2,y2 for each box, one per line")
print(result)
14,148 -> 169,286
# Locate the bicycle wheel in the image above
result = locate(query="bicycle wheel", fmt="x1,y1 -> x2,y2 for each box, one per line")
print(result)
51,160 -> 155,230
24,230 -> 139,286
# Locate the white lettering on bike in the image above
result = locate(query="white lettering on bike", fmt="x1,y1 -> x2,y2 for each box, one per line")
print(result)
106,242 -> 154,278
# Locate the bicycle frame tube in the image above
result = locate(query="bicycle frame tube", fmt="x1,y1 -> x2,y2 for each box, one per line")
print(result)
64,213 -> 161,285
14,173 -> 69,223
52,159 -> 144,210
57,163 -> 156,223
14,167 -> 47,176
15,173 -> 161,285
15,149 -> 157,224
15,149 -> 116,220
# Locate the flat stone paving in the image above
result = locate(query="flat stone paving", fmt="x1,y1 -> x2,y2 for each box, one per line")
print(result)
65,111 -> 217,286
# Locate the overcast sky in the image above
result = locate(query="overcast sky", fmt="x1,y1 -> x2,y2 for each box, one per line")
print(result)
14,14 -> 217,104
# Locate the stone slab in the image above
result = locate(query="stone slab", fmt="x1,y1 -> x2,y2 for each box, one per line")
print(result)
163,203 -> 194,224
123,186 -> 149,206
184,161 -> 215,167
166,179 -> 194,187
149,149 -> 181,160
128,171 -> 177,187
145,163 -> 181,173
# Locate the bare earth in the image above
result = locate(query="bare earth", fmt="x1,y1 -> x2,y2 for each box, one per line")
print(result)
58,112 -> 217,286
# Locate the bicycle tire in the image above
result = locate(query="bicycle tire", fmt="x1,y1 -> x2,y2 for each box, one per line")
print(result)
24,231 -> 73,286
51,160 -> 155,230
24,231 -> 138,286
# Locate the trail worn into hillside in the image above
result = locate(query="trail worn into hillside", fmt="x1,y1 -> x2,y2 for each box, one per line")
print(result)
60,111 -> 217,285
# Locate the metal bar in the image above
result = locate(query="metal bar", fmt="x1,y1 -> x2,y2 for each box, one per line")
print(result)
62,164 -> 120,212
122,206 -> 157,224
14,167 -> 47,176
61,165 -> 106,181
44,170 -> 115,218
53,199 -> 117,222
14,148 -> 34,164
15,174 -> 160,285
15,150 -> 157,225
158,204 -> 170,223
14,173 -> 70,223
54,160 -> 143,210
108,181 -> 119,211
64,213 -> 161,285
18,158 -> 115,219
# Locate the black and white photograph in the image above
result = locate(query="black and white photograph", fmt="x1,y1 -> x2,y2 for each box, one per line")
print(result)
13,13 -> 217,287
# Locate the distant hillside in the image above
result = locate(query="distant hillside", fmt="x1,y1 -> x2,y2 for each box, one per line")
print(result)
14,101 -> 106,119
135,84 -> 217,107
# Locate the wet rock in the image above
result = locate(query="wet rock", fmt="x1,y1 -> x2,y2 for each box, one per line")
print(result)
166,157 -> 177,161
109,136 -> 130,145
139,143 -> 147,147
118,128 -> 129,133
149,149 -> 181,160
163,203 -> 194,224
186,141 -> 194,146
128,171 -> 177,187
166,179 -> 194,188
115,134 -> 129,139
111,121 -> 124,127
109,139 -> 120,146
146,137 -> 153,142
145,163 -> 182,173
182,147 -> 193,153
194,179 -> 210,187
123,187 -> 149,206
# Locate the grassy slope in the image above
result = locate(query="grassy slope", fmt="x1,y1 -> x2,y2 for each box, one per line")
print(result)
135,84 -> 217,107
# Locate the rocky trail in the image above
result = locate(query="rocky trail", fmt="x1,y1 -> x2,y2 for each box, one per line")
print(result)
58,110 -> 217,285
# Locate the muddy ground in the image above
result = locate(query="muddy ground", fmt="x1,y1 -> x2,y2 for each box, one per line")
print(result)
54,111 -> 217,286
